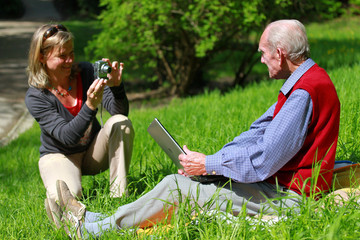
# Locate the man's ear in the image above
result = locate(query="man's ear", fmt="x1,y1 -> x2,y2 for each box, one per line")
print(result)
276,48 -> 286,66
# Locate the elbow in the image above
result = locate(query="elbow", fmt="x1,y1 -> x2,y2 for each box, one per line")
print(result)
61,136 -> 81,146
54,131 -> 82,146
113,103 -> 129,116
105,99 -> 129,116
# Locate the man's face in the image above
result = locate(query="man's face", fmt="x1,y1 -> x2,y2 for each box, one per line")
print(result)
258,30 -> 283,79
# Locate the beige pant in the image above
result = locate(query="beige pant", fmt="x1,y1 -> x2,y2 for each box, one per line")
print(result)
39,115 -> 134,200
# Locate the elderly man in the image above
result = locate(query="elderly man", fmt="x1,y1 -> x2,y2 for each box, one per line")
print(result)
52,19 -> 340,238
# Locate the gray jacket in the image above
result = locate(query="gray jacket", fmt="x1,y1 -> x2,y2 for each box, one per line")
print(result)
25,62 -> 129,157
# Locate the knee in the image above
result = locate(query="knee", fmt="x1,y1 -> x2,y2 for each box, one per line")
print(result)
160,174 -> 193,192
162,174 -> 178,184
105,115 -> 134,136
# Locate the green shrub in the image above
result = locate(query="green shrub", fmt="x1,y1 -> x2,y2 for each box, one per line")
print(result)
85,0 -> 344,96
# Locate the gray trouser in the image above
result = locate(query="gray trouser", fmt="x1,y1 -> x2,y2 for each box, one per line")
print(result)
83,174 -> 301,236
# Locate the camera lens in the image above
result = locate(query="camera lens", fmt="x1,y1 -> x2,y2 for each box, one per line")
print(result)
101,64 -> 111,74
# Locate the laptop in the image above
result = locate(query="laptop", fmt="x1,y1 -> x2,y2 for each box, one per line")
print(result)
147,118 -> 185,169
147,118 -> 227,183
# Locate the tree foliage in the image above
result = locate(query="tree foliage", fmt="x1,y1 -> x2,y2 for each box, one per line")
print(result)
86,0 -> 344,96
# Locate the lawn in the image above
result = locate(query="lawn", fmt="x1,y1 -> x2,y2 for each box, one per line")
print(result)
0,16 -> 360,239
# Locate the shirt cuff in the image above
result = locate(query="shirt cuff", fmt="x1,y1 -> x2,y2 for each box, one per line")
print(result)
205,152 -> 223,175
82,102 -> 98,116
109,82 -> 126,97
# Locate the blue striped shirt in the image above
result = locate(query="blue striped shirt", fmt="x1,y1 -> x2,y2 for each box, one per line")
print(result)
205,59 -> 316,183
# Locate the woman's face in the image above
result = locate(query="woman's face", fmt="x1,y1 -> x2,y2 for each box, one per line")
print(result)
42,40 -> 74,81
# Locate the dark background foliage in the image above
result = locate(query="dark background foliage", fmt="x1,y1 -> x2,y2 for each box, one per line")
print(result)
0,0 -> 25,19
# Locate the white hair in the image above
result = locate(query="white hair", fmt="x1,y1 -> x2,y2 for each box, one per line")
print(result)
266,19 -> 310,63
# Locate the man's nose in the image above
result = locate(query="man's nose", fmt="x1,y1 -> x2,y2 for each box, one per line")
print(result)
261,56 -> 265,64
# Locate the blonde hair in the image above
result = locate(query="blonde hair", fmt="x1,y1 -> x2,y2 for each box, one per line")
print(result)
27,24 -> 76,89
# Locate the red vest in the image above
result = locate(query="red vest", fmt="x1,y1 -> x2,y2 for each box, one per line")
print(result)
267,64 -> 340,196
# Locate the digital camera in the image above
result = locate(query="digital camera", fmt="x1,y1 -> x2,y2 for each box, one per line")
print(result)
93,60 -> 112,79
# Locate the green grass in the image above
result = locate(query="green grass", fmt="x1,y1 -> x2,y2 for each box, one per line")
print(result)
1,16 -> 360,239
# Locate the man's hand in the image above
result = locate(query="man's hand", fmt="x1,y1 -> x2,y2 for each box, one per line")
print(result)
178,145 -> 207,176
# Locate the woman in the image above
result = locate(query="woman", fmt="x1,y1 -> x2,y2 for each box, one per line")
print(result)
25,24 -> 134,209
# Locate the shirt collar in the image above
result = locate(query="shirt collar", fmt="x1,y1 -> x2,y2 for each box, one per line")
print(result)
280,58 -> 316,95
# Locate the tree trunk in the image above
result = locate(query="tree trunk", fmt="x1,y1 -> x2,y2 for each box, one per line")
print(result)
233,43 -> 260,86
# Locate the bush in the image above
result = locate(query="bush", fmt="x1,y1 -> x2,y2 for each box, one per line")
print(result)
348,0 -> 360,15
86,0 -> 345,96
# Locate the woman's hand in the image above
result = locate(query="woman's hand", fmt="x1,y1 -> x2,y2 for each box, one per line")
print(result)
85,78 -> 107,110
102,58 -> 124,87
178,145 -> 207,176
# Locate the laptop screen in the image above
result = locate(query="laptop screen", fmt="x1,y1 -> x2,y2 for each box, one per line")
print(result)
147,118 -> 185,169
